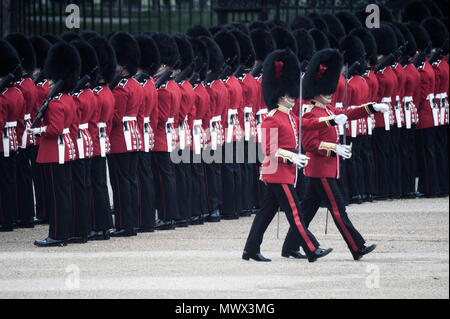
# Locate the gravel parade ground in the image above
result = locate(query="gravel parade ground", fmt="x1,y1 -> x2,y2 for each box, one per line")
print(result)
0,197 -> 448,299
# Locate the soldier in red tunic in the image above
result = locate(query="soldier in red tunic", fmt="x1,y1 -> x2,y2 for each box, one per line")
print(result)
88,36 -> 117,240
0,40 -> 24,232
243,49 -> 336,263
283,49 -> 389,260
29,42 -> 80,246
5,33 -> 38,228
108,32 -> 143,237
134,34 -> 160,233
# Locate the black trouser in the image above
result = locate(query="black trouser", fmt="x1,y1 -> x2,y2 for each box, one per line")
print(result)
0,153 -> 18,227
91,156 -> 113,232
191,151 -> 208,217
347,136 -> 363,199
435,125 -> 449,195
406,126 -> 417,194
253,142 -> 265,208
204,149 -> 222,212
136,151 -> 156,229
337,135 -> 349,202
416,127 -> 440,196
16,147 -> 35,223
372,127 -> 390,197
390,126 -> 402,197
174,153 -> 190,220
244,183 -> 319,256
129,152 -> 139,228
283,177 -> 366,254
71,159 -> 92,238
360,135 -> 376,196
399,128 -> 411,196
221,142 -> 243,217
30,146 -> 47,221
42,162 -> 73,241
151,151 -> 180,221
108,152 -> 135,230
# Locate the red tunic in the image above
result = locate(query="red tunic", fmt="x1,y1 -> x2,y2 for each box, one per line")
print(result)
178,81 -> 195,150
0,86 -> 24,155
71,89 -> 96,159
191,83 -> 210,153
432,59 -> 449,126
223,76 -> 244,143
36,93 -> 76,163
14,77 -> 38,148
137,78 -> 157,152
302,101 -> 376,179
110,77 -> 144,154
415,61 -> 436,130
392,63 -> 406,128
346,75 -> 370,137
91,84 -> 115,157
363,70 -> 379,134
374,66 -> 396,129
402,63 -> 421,127
239,73 -> 259,141
205,80 -> 227,148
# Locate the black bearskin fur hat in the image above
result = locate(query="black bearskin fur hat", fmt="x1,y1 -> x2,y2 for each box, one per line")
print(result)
290,15 -> 315,31
173,34 -> 194,71
308,29 -> 329,51
60,31 -> 82,43
422,18 -> 449,52
0,40 -> 21,77
214,30 -> 241,72
152,32 -> 180,69
371,25 -> 398,56
43,34 -> 62,44
110,32 -> 141,75
262,49 -> 301,110
200,36 -> 224,73
388,23 -> 406,46
186,25 -> 213,38
71,40 -> 100,86
5,33 -> 36,73
43,42 -> 81,93
271,26 -> 298,55
135,34 -> 160,76
29,36 -> 52,70
293,29 -> 316,63
321,14 -> 346,41
249,21 -> 270,31
250,28 -> 276,62
403,1 -> 432,23
339,35 -> 366,71
308,13 -> 329,34
189,37 -> 209,80
80,30 -> 100,42
303,48 -> 343,101
88,36 -> 117,83
349,28 -> 378,66
336,11 -> 362,34
231,29 -> 256,68
406,22 -> 432,52
394,23 -> 418,58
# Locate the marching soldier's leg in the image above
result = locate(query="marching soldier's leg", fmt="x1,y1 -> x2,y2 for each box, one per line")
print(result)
354,136 -> 364,203
416,128 -> 440,196
373,128 -> 389,199
71,159 -> 92,242
15,148 -> 35,227
347,137 -> 360,204
173,153 -> 189,226
193,152 -> 209,221
204,149 -> 222,222
136,151 -> 155,232
408,127 -> 418,196
399,128 -> 412,198
392,127 -> 402,198
30,145 -> 47,224
435,126 -> 448,196
129,152 -> 140,230
240,141 -> 252,217
233,141 -> 243,218
221,143 -> 237,220
0,153 -> 18,231
90,156 -> 113,237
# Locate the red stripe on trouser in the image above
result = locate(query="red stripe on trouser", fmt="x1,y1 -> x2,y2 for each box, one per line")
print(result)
281,184 -> 316,252
320,178 -> 358,252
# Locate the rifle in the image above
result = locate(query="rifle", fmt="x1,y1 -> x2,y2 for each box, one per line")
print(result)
428,48 -> 444,66
109,73 -> 123,90
413,41 -> 432,69
0,73 -> 15,93
155,68 -> 173,89
134,72 -> 150,84
250,61 -> 263,77
374,53 -> 395,74
30,79 -> 65,128
33,72 -> 46,85
188,71 -> 200,86
174,65 -> 193,84
342,61 -> 360,146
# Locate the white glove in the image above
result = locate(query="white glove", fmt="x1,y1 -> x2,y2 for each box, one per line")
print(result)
336,144 -> 352,159
27,126 -> 46,136
373,103 -> 389,113
334,114 -> 348,126
292,153 -> 310,168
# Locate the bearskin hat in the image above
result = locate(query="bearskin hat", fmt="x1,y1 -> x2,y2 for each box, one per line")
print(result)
326,32 -> 341,50
290,15 -> 315,31
303,49 -> 343,101
388,23 -> 406,46
293,29 -> 316,63
433,0 -> 449,18
199,36 -> 224,73
186,25 -> 213,38
173,34 -> 194,72
271,26 -> 298,55
60,31 -> 82,43
189,37 -> 209,80
394,23 -> 418,57
29,36 -> 51,70
249,21 -> 270,31
230,22 -> 250,36
135,34 -> 160,76
250,28 -> 276,62
308,29 -> 329,51
43,34 -> 62,44
88,36 -> 117,83
308,13 -> 329,34
407,22 -> 432,52
321,14 -> 346,41
80,30 -> 100,42
371,25 -> 398,56
422,18 -> 449,51
43,42 -> 81,93
349,28 -> 378,66
109,32 -> 141,75
231,29 -> 256,68
272,20 -> 289,29
336,11 -> 362,34
403,1 -> 432,23
71,40 -> 99,86
339,35 -> 366,70
5,33 -> 36,73
261,49 -> 301,110
379,4 -> 395,22
214,30 -> 241,72
0,40 -> 21,78
423,0 -> 444,19
151,33 -> 180,69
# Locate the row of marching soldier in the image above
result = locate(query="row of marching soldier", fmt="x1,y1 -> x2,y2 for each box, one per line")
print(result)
0,0 -> 448,251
